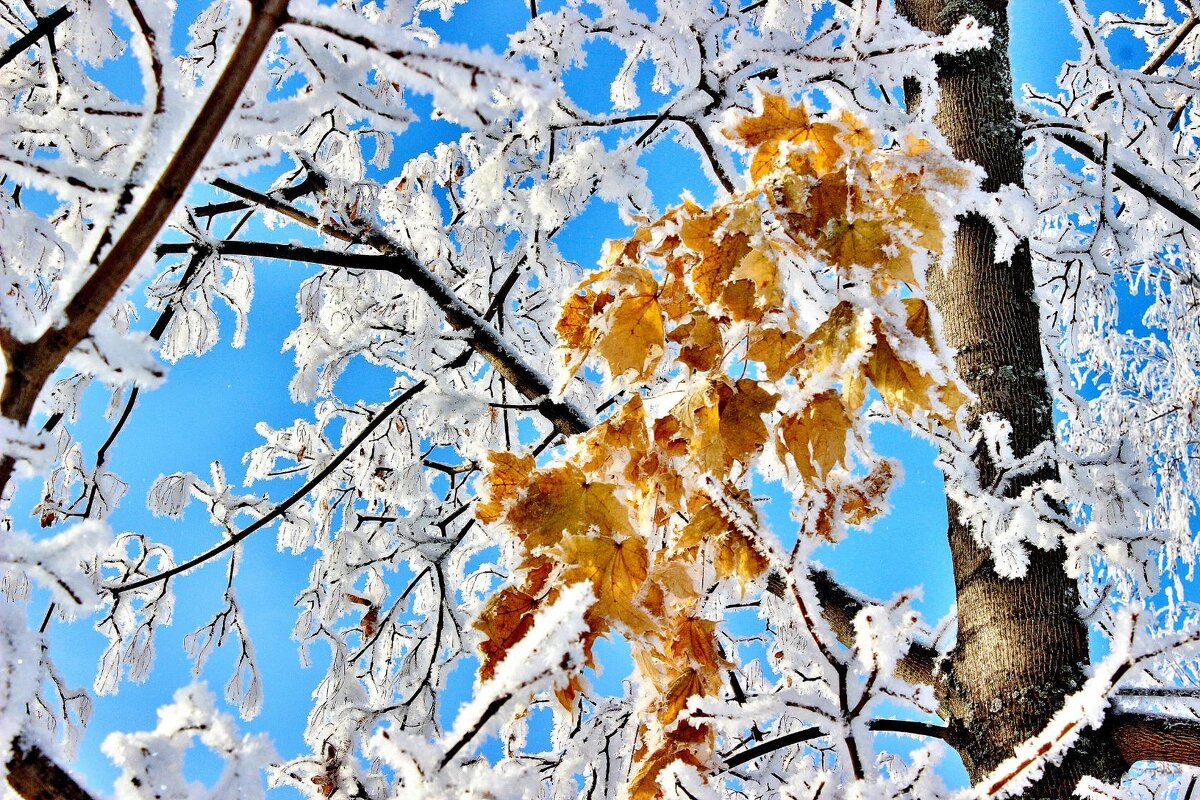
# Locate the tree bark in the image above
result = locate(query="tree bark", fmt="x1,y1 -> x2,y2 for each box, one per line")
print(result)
896,0 -> 1129,793
5,742 -> 97,800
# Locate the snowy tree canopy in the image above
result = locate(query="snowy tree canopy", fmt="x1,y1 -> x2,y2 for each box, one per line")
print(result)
0,0 -> 1199,798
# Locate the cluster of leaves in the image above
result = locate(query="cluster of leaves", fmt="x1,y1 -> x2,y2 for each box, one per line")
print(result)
474,96 -> 970,797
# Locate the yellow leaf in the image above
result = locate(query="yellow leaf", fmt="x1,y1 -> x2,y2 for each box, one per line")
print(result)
778,390 -> 852,481
730,247 -> 785,311
726,94 -> 811,150
865,319 -> 937,416
691,233 -> 751,304
896,192 -> 943,253
747,326 -> 805,381
667,312 -> 725,372
820,217 -> 890,270
840,459 -> 895,526
676,502 -> 730,551
714,529 -> 769,584
475,560 -> 553,680
506,465 -> 633,549
585,394 -> 651,481
718,378 -> 778,466
595,267 -> 666,382
659,668 -> 711,726
669,616 -> 721,671
799,301 -> 871,375
477,452 -> 535,524
558,533 -> 653,634
556,287 -> 601,382
840,110 -> 878,151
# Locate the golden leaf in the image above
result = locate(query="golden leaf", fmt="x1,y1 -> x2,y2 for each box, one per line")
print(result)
864,319 -> 937,416
799,301 -> 872,375
659,668 -> 712,726
556,288 -> 601,382
669,616 -> 721,671
714,529 -> 769,584
896,192 -> 943,253
820,217 -> 890,270
506,465 -> 633,549
475,561 -> 553,680
778,390 -> 852,481
730,247 -> 785,311
558,533 -> 653,634
690,232 -> 751,305
718,378 -> 778,466
477,452 -> 535,524
747,326 -> 805,381
668,312 -> 725,372
595,267 -> 666,382
840,459 -> 895,526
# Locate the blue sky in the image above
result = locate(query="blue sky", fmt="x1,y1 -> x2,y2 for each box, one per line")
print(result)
5,0 -> 1155,794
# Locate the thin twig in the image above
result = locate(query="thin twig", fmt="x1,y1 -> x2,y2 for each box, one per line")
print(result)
109,380 -> 428,595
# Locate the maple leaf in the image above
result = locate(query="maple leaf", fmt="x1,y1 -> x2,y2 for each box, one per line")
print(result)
895,192 -> 944,253
718,378 -> 778,466
747,326 -> 805,380
820,217 -> 891,270
778,390 -> 853,481
477,452 -> 535,524
557,533 -> 653,634
667,312 -> 725,372
865,318 -> 938,416
475,561 -> 553,680
668,616 -> 721,671
595,266 -> 666,383
799,301 -> 872,376
505,464 -> 633,549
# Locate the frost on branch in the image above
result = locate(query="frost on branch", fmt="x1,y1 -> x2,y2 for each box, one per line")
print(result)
102,683 -> 277,800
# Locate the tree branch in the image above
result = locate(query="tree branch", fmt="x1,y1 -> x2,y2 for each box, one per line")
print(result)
1111,712 -> 1200,768
0,0 -> 291,487
1088,15 -> 1197,110
0,6 -> 72,71
1047,127 -> 1200,233
720,719 -> 948,771
807,568 -> 940,687
110,379 -> 428,595
161,238 -> 594,437
5,740 -> 97,800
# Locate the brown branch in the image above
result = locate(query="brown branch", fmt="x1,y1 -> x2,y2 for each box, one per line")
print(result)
5,740 -> 97,800
807,568 -> 940,687
719,719 -> 948,771
193,172 -> 325,219
1111,712 -> 1200,768
0,6 -> 71,71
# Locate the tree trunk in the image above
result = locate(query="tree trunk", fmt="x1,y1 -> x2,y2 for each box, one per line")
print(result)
896,0 -> 1128,793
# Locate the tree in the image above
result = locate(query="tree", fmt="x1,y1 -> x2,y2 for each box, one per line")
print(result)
0,0 -> 1199,798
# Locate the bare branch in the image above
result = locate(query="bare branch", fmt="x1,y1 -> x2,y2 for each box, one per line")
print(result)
161,238 -> 594,437
1112,712 -> 1200,768
719,719 -> 949,771
0,6 -> 71,71
5,740 -> 97,800
1046,128 -> 1200,233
